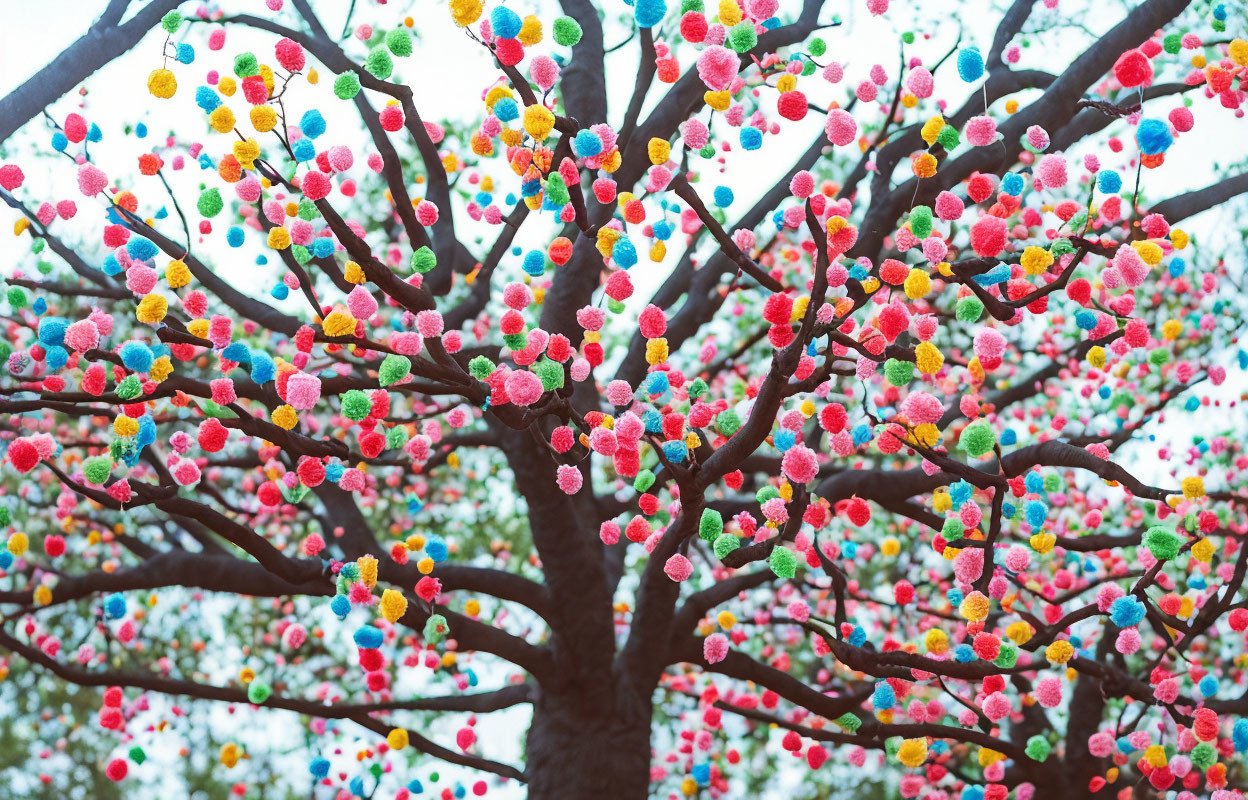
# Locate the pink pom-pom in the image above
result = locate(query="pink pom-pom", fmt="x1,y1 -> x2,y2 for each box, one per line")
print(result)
965,115 -> 997,147
781,445 -> 818,483
824,109 -> 857,146
789,170 -> 815,198
696,45 -> 738,91
286,372 -> 322,410
556,464 -> 583,494
639,304 -> 667,338
703,632 -> 729,663
64,320 -> 100,352
275,38 -> 306,72
505,370 -> 544,406
1036,153 -> 1068,188
606,379 -> 635,406
77,163 -> 109,196
346,285 -> 378,320
1026,125 -> 1050,151
0,164 -> 25,191
934,190 -> 964,221
415,310 -> 444,338
1035,676 -> 1062,708
600,520 -> 621,545
982,692 -> 1011,722
664,553 -> 694,582
302,170 -> 332,201
899,391 -> 942,424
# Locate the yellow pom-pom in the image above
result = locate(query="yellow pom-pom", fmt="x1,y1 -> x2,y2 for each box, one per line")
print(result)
465,598 -> 481,617
221,743 -> 240,768
1030,532 -> 1056,554
233,138 -> 261,168
1132,240 -> 1163,266
406,534 -> 426,551
1045,640 -> 1075,664
136,293 -> 168,323
900,93 -> 918,108
646,338 -> 669,365
344,261 -> 366,284
881,537 -> 900,556
600,149 -> 622,172
649,240 -> 667,262
1170,228 -> 1189,249
704,90 -> 731,111
358,554 -> 378,587
1020,245 -> 1054,275
897,738 -> 927,768
150,355 -> 173,382
1182,476 -> 1205,499
209,106 -> 236,134
1229,38 -> 1248,65
271,404 -> 298,430
387,728 -> 409,750
218,77 -> 237,97
267,227 -> 291,250
239,667 -> 255,684
165,259 -> 192,288
1161,318 -> 1181,340
1143,744 -> 1168,768
187,318 -> 209,338
1005,620 -> 1033,645
903,268 -> 931,299
147,69 -> 177,99
775,74 -> 797,93
924,628 -> 948,654
920,116 -> 944,146
932,489 -> 952,513
33,585 -> 52,606
959,591 -> 990,622
417,557 -> 435,575
912,153 -> 937,179
518,15 -> 543,45
718,0 -> 743,25
1087,346 -> 1106,369
523,105 -> 555,140
449,0 -> 483,26
978,748 -> 1004,767
114,416 -> 140,437
7,532 -> 29,556
1191,537 -> 1214,563
250,105 -> 277,132
648,138 -> 672,165
914,341 -> 944,375
595,226 -> 621,258
380,589 -> 408,623
716,610 -> 736,629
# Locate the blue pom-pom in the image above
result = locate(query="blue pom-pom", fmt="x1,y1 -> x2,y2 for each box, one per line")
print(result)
642,409 -> 663,432
739,127 -> 763,151
644,371 -> 670,396
957,47 -> 984,82
612,236 -> 638,268
325,461 -> 345,482
292,138 -> 316,162
33,297 -> 48,314
1025,500 -> 1047,527
713,186 -> 734,207
271,283 -> 290,300
1097,170 -> 1122,194
176,42 -> 195,64
1198,675 -> 1218,697
950,481 -> 972,506
872,681 -> 896,710
489,6 -> 522,39
691,762 -> 710,786
119,341 -> 155,373
135,123 -> 147,139
425,535 -> 448,562
522,249 -> 546,276
954,643 -> 975,662
1109,595 -> 1146,628
848,624 -> 865,645
103,593 -> 126,620
652,220 -> 673,241
1024,472 -> 1045,494
195,86 -> 221,112
494,97 -> 519,122
573,129 -> 603,158
137,415 -> 156,449
0,551 -> 12,571
1136,118 -> 1173,155
222,341 -> 251,363
88,123 -> 102,143
1074,308 -> 1098,330
1001,172 -> 1025,196
250,352 -> 276,383
353,625 -> 385,649
662,440 -> 687,462
127,237 -> 158,262
312,238 -> 334,258
45,345 -> 68,372
227,227 -> 245,247
300,109 -> 327,139
1168,257 -> 1186,278
635,0 -> 667,27
310,758 -> 331,778
1234,718 -> 1248,752
51,131 -> 68,152
38,317 -> 68,347
773,428 -> 795,452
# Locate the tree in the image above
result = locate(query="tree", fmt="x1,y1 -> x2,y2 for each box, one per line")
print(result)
1,0 -> 1247,797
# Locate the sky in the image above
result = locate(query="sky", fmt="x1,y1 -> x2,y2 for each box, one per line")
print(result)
1,1 -> 1246,798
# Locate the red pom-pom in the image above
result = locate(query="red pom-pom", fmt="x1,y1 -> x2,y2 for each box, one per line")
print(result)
679,12 -> 708,42
762,292 -> 793,325
495,38 -> 524,67
105,759 -> 128,782
379,105 -> 405,132
302,170 -> 332,201
7,439 -> 40,473
966,172 -> 995,204
777,91 -> 808,121
845,497 -> 870,526
44,535 -> 66,557
1112,48 -> 1153,88
275,37 -> 306,72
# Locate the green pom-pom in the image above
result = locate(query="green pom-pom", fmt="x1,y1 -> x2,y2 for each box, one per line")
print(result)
423,613 -> 449,644
468,355 -> 496,380
378,354 -> 411,387
532,358 -> 564,391
941,518 -> 964,541
884,358 -> 913,386
699,143 -> 715,158
713,533 -> 740,559
688,378 -> 708,400
545,174 -> 570,206
755,486 -> 780,504
716,409 -> 741,436
936,125 -> 960,150
1025,735 -> 1050,761
901,31 -> 915,44
1144,526 -> 1181,560
7,287 -> 27,309
197,188 -> 223,218
410,246 -> 437,274
769,547 -> 798,578
909,205 -> 932,239
291,245 -> 311,265
128,746 -> 147,765
160,10 -> 184,33
955,296 -> 984,322
298,199 -> 319,220
502,332 -> 527,350
385,28 -> 413,56
634,470 -> 655,493
680,0 -> 705,11
1043,473 -> 1062,493
247,680 -> 272,704
365,47 -> 394,79
115,375 -> 142,400
1148,348 -> 1170,366
82,456 -> 112,485
808,38 -> 826,57
233,52 -> 260,78
834,713 -> 862,732
801,59 -> 817,77
699,508 -> 723,541
1190,741 -> 1217,769
334,72 -> 362,99
340,563 -> 361,582
385,426 -> 408,450
552,16 -> 583,46
994,641 -> 1018,669
959,420 -> 996,458
0,507 -> 9,526
1163,33 -> 1182,54
607,297 -> 626,314
340,389 -> 372,421
726,21 -> 757,52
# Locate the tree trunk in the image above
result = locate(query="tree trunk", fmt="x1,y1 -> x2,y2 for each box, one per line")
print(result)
524,687 -> 653,799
